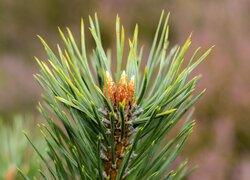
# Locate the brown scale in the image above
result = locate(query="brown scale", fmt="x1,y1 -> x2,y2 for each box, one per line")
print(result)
102,71 -> 135,180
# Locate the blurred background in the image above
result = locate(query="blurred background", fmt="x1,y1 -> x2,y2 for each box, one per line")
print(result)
0,0 -> 250,179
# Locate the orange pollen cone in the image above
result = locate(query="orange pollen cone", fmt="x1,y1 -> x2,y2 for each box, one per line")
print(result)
103,71 -> 116,104
103,71 -> 135,107
128,75 -> 135,105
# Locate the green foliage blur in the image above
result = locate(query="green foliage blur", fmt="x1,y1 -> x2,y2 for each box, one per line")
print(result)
0,115 -> 44,179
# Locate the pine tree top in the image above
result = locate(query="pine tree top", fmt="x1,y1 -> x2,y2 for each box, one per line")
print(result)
20,11 -> 212,179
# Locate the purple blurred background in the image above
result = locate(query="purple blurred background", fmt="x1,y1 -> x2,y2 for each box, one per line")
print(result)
0,0 -> 250,179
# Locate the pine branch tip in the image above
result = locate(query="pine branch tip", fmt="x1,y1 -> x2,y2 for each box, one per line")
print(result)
31,11 -> 210,179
